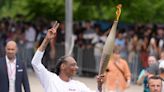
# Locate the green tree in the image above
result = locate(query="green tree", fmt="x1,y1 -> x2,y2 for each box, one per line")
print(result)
26,0 -> 65,21
0,0 -> 28,18
1,0 -> 164,23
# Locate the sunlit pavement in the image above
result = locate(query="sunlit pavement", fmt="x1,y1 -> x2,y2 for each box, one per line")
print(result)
28,70 -> 143,92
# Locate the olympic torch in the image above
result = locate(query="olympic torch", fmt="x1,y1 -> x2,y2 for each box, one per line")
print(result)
99,4 -> 122,75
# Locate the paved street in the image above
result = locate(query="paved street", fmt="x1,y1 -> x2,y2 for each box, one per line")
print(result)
28,70 -> 143,92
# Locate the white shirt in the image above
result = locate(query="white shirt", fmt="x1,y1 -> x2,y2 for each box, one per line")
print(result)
6,56 -> 16,92
25,27 -> 36,48
92,35 -> 106,56
32,50 -> 92,92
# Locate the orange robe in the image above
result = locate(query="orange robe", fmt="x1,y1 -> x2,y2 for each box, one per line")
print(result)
103,58 -> 131,92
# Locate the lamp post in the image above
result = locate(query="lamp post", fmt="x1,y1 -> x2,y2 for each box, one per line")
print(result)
65,0 -> 73,55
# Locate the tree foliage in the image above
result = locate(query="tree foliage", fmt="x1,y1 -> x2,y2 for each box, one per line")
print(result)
26,0 -> 65,21
0,0 -> 164,23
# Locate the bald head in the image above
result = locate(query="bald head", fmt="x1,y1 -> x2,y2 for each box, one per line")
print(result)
6,41 -> 17,47
5,41 -> 17,61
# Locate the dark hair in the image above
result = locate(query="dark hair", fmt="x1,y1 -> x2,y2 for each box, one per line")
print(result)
148,75 -> 163,83
160,68 -> 164,73
113,46 -> 121,54
54,56 -> 70,75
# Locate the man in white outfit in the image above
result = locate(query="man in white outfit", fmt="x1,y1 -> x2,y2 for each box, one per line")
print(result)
31,21 -> 103,92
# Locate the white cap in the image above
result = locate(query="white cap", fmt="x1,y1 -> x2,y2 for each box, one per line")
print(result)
159,60 -> 164,69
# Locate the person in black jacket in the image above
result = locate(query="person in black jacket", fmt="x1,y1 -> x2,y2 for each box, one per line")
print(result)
0,40 -> 30,92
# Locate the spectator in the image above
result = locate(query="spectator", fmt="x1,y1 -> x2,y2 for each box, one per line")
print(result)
75,32 -> 85,48
83,21 -> 96,48
115,32 -> 127,59
159,60 -> 164,92
158,51 -> 164,63
56,22 -> 65,44
156,28 -> 164,53
140,36 -> 149,69
24,22 -> 36,69
148,37 -> 158,58
0,40 -> 30,92
128,34 -> 141,83
103,47 -> 131,92
148,76 -> 162,92
92,25 -> 106,73
137,55 -> 158,92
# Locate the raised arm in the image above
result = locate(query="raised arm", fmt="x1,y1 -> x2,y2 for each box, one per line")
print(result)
31,21 -> 59,89
38,21 -> 59,52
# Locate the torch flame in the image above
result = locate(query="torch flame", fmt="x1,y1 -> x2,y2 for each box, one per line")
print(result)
116,4 -> 122,21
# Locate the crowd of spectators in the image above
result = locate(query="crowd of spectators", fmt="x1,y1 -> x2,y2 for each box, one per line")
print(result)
1,17 -> 164,83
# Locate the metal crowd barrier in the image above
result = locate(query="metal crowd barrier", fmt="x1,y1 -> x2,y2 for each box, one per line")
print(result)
0,41 -> 142,78
3,42 -> 143,78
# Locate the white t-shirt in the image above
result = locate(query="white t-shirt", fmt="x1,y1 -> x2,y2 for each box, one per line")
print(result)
32,50 -> 92,92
